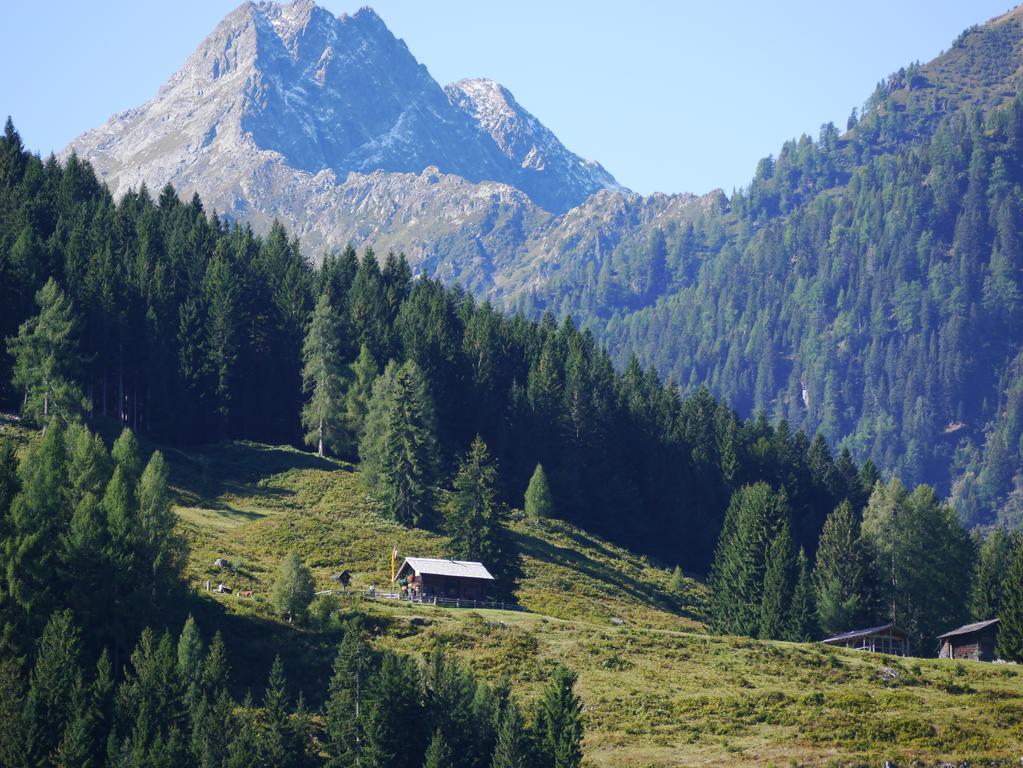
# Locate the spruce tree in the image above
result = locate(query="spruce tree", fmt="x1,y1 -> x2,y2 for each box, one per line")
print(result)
137,450 -> 182,601
260,656 -> 300,768
26,610 -> 83,765
446,436 -> 503,573
668,566 -> 685,594
786,547 -> 816,641
325,623 -> 371,768
971,529 -> 1016,620
524,463 -> 554,520
6,422 -> 68,632
7,278 -> 85,426
345,344 -> 377,445
111,428 -> 143,490
758,524 -> 797,640
302,289 -> 349,458
812,500 -> 870,635
423,730 -> 452,768
533,665 -> 583,768
361,361 -> 439,526
708,483 -> 788,636
226,693 -> 261,768
996,539 -> 1023,662
271,552 -> 315,624
491,703 -> 529,768
365,652 -> 425,768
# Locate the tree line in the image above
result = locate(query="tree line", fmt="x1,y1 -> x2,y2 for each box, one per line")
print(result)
1,117 -> 897,574
0,609 -> 583,768
709,474 -> 1023,658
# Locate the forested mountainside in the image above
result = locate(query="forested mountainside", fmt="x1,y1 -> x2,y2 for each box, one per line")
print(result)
0,121 -> 876,572
62,2 -> 1023,531
513,9 -> 1023,529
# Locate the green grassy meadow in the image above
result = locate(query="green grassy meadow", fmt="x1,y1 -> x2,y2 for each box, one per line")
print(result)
165,440 -> 1023,767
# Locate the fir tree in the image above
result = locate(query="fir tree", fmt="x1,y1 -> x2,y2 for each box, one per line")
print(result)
137,450 -> 183,601
812,500 -> 870,635
226,693 -> 261,768
260,656 -> 300,768
668,565 -> 685,594
971,529 -> 1016,620
325,623 -> 371,768
786,547 -> 815,641
423,730 -> 452,768
271,552 -> 315,624
533,665 -> 583,768
524,463 -> 554,520
445,436 -> 503,573
491,703 -> 529,768
302,289 -> 349,458
364,652 -> 425,768
361,361 -> 439,526
26,610 -> 83,765
758,524 -> 797,640
996,539 -> 1023,662
345,344 -> 377,445
7,278 -> 85,426
6,422 -> 68,632
708,483 -> 788,636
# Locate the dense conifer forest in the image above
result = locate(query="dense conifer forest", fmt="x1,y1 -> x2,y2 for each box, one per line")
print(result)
513,29 -> 1023,531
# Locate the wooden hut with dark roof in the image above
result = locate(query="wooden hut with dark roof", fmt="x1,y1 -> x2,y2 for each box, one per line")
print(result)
820,623 -> 910,656
937,618 -> 1000,662
394,557 -> 494,602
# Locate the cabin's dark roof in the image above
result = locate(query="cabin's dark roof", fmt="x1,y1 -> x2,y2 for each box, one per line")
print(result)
937,618 -> 999,640
821,623 -> 909,644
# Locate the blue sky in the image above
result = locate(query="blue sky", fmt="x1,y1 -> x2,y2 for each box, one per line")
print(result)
0,1 -> 1015,195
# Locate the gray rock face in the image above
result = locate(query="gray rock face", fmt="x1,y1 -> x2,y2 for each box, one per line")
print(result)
67,1 -> 617,212
65,0 -> 704,301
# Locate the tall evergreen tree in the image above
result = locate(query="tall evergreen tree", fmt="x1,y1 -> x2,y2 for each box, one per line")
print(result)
708,483 -> 788,636
971,529 -> 1016,620
758,524 -> 797,640
786,547 -> 816,642
812,500 -> 872,635
302,289 -> 349,458
532,665 -> 583,768
445,436 -> 504,577
7,278 -> 85,425
491,702 -> 529,768
423,730 -> 452,768
997,538 -> 1023,662
325,623 -> 371,768
361,361 -> 439,526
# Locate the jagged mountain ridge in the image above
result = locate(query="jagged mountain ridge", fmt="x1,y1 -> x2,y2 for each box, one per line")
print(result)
64,1 -> 625,264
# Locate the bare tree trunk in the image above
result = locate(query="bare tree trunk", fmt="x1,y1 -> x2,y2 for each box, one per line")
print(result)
318,417 -> 324,458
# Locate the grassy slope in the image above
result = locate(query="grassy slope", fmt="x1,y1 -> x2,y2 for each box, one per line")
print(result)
166,440 -> 1023,768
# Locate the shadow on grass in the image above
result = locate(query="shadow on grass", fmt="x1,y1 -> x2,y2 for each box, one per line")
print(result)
165,440 -> 344,509
513,522 -> 695,619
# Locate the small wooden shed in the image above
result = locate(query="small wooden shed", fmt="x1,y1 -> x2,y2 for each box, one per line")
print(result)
820,623 -> 910,656
394,557 -> 494,602
937,618 -> 999,661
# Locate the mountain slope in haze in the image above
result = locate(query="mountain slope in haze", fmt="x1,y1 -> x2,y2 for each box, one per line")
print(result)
64,1 -> 621,243
522,6 -> 1023,527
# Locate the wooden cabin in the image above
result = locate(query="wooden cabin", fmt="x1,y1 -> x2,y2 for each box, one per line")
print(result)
937,618 -> 999,662
394,557 -> 494,602
820,623 -> 910,656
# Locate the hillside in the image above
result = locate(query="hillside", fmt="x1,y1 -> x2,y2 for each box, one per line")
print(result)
172,439 -> 1023,768
58,2 -> 1023,528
